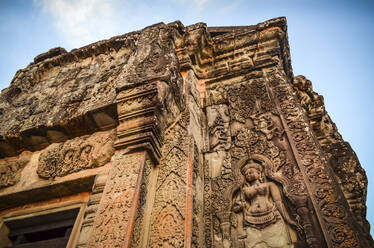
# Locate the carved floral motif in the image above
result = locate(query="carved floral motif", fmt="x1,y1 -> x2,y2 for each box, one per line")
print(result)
88,152 -> 146,247
37,130 -> 115,178
227,79 -> 274,123
149,113 -> 190,247
130,159 -> 153,247
204,76 -> 315,248
266,68 -> 360,247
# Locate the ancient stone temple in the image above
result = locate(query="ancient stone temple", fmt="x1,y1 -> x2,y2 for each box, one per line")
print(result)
0,17 -> 372,248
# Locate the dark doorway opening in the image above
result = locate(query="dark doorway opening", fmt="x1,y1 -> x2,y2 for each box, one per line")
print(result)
6,208 -> 79,248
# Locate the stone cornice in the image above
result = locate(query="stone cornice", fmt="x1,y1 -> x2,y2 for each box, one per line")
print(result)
177,17 -> 293,82
0,17 -> 292,160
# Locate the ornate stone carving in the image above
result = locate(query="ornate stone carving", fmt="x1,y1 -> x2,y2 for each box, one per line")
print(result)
204,76 -> 312,248
231,155 -> 300,248
115,79 -> 182,163
0,151 -> 31,188
0,17 -> 372,248
149,112 -> 193,248
227,79 -> 274,123
292,75 -> 318,111
253,112 -> 282,140
192,142 -> 204,248
266,68 -> 360,247
324,142 -> 371,240
206,104 -> 231,151
152,204 -> 185,247
88,151 -> 148,247
88,47 -> 183,245
293,75 -> 342,145
292,75 -> 371,244
37,130 -> 115,178
130,158 -> 153,247
76,171 -> 109,248
150,120 -> 188,247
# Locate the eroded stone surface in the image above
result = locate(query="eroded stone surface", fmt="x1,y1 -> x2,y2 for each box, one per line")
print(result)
0,33 -> 135,157
293,75 -> 371,244
0,151 -> 31,189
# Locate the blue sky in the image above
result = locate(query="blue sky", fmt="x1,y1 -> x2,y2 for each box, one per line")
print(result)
1,0 -> 374,235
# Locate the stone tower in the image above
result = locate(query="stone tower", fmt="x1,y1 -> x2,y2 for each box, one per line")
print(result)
0,17 -> 372,247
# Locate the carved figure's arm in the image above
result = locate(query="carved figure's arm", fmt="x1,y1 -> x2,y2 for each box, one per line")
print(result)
269,182 -> 301,230
231,187 -> 244,213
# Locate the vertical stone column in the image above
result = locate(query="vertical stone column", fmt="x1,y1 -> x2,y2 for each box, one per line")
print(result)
147,112 -> 195,248
76,171 -> 109,247
88,81 -> 165,248
146,70 -> 205,248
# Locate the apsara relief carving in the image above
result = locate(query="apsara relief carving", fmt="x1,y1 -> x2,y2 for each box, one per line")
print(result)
203,75 -> 326,248
231,155 -> 300,248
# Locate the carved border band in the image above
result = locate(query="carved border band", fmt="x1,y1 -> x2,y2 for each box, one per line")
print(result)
264,67 -> 360,248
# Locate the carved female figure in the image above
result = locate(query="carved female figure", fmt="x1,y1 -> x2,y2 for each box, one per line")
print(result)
232,156 -> 299,248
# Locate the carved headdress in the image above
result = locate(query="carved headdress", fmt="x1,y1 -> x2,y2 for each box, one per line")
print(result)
237,155 -> 270,183
240,160 -> 263,175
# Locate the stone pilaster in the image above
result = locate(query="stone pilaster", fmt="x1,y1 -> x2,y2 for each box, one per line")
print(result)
76,171 -> 109,248
87,79 -> 172,247
115,82 -> 163,163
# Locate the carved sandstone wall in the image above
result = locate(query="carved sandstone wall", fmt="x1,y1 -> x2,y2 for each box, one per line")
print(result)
0,17 -> 372,248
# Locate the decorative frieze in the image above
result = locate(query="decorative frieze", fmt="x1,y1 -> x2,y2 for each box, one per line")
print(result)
37,131 -> 115,179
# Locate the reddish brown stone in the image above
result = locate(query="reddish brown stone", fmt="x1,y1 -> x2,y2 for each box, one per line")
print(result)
0,17 -> 372,248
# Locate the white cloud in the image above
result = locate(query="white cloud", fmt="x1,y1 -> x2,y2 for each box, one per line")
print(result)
174,0 -> 209,10
34,0 -> 121,49
33,0 -> 213,49
191,0 -> 209,9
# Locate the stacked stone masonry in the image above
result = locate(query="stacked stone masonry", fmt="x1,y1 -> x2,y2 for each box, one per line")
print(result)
0,17 -> 372,248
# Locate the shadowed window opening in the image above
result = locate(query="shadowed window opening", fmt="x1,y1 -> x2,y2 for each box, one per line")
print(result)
5,208 -> 79,248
